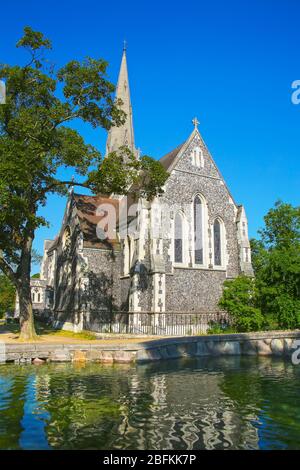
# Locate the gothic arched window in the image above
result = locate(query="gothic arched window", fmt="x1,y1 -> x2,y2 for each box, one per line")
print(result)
194,196 -> 204,264
214,219 -> 222,266
174,213 -> 183,263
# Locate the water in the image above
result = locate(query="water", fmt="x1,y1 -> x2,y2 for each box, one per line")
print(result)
0,356 -> 300,450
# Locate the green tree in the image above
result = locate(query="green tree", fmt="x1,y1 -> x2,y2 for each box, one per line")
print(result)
219,275 -> 264,332
252,201 -> 300,329
0,273 -> 16,318
0,27 -> 169,340
221,202 -> 300,332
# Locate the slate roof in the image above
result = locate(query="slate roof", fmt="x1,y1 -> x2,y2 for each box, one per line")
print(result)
159,142 -> 184,170
73,194 -> 120,250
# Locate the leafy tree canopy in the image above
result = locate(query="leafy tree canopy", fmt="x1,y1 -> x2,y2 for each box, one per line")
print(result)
0,274 -> 15,318
219,201 -> 300,332
0,27 -> 169,339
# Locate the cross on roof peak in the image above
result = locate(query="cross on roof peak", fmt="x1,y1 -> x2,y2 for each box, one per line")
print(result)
192,117 -> 199,130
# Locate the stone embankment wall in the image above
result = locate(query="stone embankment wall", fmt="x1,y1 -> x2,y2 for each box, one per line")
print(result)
1,331 -> 300,364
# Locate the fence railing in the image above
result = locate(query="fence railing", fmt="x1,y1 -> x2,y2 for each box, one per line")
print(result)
84,311 -> 229,336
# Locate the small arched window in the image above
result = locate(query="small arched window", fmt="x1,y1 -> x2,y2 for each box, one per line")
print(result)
174,213 -> 183,263
37,293 -> 41,303
32,292 -> 35,302
194,196 -> 204,264
213,219 -> 222,266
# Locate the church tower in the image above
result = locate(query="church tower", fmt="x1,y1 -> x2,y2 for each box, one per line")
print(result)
106,44 -> 137,157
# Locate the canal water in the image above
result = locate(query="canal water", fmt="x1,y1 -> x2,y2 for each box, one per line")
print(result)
0,356 -> 300,450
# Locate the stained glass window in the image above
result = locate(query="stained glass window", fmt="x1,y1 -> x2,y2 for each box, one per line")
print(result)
174,213 -> 183,263
214,219 -> 222,266
194,196 -> 203,264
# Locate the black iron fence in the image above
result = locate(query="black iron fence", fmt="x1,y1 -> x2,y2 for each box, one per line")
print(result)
84,311 -> 229,336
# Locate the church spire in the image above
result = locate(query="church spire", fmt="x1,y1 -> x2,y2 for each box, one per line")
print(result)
106,46 -> 136,157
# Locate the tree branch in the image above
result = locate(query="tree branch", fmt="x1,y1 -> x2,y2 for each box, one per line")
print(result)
34,179 -> 91,203
0,251 -> 17,285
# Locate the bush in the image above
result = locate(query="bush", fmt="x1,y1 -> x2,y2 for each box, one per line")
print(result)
207,322 -> 237,335
219,276 -> 264,332
275,294 -> 300,329
0,275 -> 16,319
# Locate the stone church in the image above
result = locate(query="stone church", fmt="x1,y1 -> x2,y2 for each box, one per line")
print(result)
30,47 -> 253,334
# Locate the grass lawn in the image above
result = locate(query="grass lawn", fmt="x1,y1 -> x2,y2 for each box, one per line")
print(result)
0,319 -> 97,342
0,319 -> 160,344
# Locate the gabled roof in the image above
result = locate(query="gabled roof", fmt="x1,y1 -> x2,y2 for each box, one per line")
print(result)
159,142 -> 185,170
158,127 -> 238,207
73,194 -> 120,250
47,191 -> 140,253
159,128 -> 199,172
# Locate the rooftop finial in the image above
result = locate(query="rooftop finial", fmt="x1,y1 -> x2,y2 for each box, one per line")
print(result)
123,39 -> 127,52
192,117 -> 199,130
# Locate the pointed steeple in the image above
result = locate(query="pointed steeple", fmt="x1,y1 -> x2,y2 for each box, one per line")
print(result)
106,45 -> 137,157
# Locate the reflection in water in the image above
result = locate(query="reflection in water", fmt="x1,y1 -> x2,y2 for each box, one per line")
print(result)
0,356 -> 300,450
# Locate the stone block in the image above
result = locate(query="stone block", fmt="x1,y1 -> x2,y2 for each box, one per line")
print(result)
147,348 -> 162,361
166,344 -> 182,359
136,349 -> 152,362
223,341 -> 241,355
158,347 -> 170,360
100,351 -> 114,363
284,338 -> 294,355
186,342 -> 197,356
32,358 -> 46,365
176,344 -> 193,357
0,343 -> 6,363
270,339 -> 284,355
113,351 -> 135,363
86,350 -> 103,362
195,341 -> 209,356
256,340 -> 272,355
205,341 -> 219,355
241,340 -> 257,355
49,349 -> 71,362
73,350 -> 87,363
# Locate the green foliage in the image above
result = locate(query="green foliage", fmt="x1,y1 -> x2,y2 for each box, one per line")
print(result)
207,322 -> 237,334
0,26 -> 168,270
0,274 -> 15,318
252,201 -> 300,330
274,294 -> 300,330
0,27 -> 168,338
220,201 -> 300,333
218,276 -> 264,332
258,200 -> 300,250
31,273 -> 40,278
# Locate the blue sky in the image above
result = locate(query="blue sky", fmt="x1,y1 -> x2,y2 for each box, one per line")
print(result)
1,0 -> 300,272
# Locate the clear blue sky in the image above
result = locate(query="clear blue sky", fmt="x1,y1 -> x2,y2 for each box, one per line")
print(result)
2,0 -> 300,272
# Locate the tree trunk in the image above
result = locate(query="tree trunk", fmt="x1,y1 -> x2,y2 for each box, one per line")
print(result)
17,233 -> 38,341
17,281 -> 37,341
